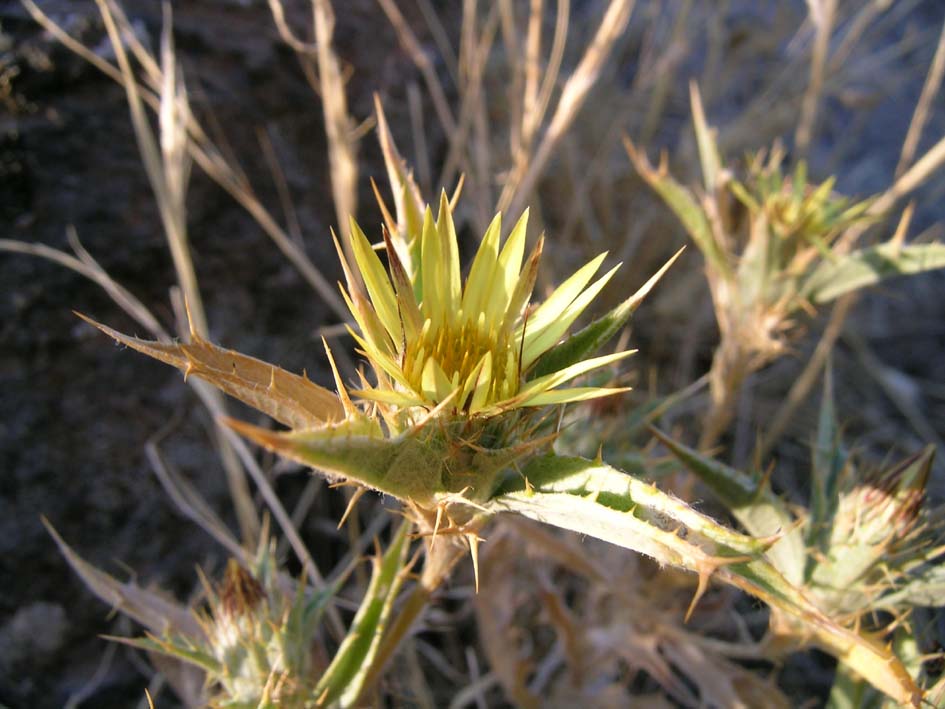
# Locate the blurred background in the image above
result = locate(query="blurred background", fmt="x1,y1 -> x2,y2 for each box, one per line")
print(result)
2,0 -> 945,706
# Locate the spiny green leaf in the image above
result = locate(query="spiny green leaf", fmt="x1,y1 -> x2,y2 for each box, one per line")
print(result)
43,517 -> 202,638
802,242 -> 945,303
873,560 -> 945,610
649,428 -> 806,586
624,137 -> 728,274
808,365 -> 846,564
690,81 -> 722,194
227,417 -> 530,505
488,454 -> 921,706
105,634 -> 222,674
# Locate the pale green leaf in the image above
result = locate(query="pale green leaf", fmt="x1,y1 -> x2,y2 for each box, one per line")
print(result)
803,242 -> 945,303
488,454 -> 921,706
690,81 -> 721,193
43,518 -> 202,638
625,138 -> 728,275
808,364 -> 846,563
649,428 -> 806,586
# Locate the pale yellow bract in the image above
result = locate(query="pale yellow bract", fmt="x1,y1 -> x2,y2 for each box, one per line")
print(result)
337,192 -> 631,417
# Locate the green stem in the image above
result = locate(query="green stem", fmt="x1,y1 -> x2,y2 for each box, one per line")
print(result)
356,531 -> 473,700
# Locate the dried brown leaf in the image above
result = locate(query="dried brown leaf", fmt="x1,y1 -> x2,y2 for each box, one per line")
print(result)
78,314 -> 344,428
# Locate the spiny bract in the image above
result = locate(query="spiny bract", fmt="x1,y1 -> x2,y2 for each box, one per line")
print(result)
337,192 -> 631,419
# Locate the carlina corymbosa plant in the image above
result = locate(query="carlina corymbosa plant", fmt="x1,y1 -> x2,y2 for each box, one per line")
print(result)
75,101 -> 933,706
653,367 -> 945,707
626,83 -> 945,448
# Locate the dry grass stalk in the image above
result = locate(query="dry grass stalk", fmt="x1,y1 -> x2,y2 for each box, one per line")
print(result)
95,0 -> 261,544
311,0 -> 360,252
794,0 -> 837,158
502,0 -> 635,219
407,81 -> 433,196
639,1 -> 693,144
895,15 -> 945,177
22,0 -> 349,320
755,292 -> 856,460
0,233 -> 346,636
416,0 -> 459,84
267,0 -> 319,53
376,0 -> 457,135
439,1 -> 500,232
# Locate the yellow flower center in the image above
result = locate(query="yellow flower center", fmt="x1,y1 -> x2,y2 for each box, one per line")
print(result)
403,315 -> 520,407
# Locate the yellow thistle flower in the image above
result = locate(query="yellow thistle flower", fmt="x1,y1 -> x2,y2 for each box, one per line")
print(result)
336,192 -> 632,418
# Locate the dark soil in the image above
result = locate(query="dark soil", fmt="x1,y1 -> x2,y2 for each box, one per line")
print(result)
0,1 -> 428,705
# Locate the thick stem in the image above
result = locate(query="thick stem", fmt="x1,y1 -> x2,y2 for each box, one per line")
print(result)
356,523 -> 479,699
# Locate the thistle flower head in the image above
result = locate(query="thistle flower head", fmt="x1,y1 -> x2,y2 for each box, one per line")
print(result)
337,192 -> 631,421
808,445 -> 944,619
730,148 -> 872,254
118,547 -> 325,708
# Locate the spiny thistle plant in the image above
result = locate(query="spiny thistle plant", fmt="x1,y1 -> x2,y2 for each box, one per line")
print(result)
47,518 -> 411,709
654,369 -> 945,707
16,4 -> 945,707
73,102 -> 937,705
625,84 -> 945,445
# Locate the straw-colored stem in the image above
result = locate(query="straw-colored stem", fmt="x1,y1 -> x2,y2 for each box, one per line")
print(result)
502,0 -> 635,219
357,533 -> 471,700
376,0 -> 457,135
794,0 -> 836,158
522,0 -> 544,151
407,82 -> 433,197
96,0 -> 261,545
267,0 -> 318,54
311,0 -> 359,255
2,235 -> 346,639
896,16 -> 945,177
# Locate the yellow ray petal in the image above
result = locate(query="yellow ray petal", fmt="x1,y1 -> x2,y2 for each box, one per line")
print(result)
513,350 -> 635,406
525,252 -> 607,336
338,285 -> 394,358
420,206 -> 444,323
502,234 -> 544,331
517,386 -> 631,407
468,351 -> 494,414
351,387 -> 424,408
421,356 -> 453,403
348,217 -> 403,345
522,263 -> 621,368
382,225 -> 422,339
436,190 -> 462,312
460,212 -> 502,319
347,326 -> 412,389
486,209 -> 529,323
